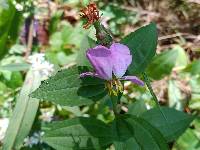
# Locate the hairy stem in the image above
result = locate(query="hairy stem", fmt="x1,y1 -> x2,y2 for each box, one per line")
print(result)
142,72 -> 160,106
142,72 -> 167,118
142,72 -> 176,140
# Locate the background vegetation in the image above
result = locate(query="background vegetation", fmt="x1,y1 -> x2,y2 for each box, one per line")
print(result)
0,0 -> 200,149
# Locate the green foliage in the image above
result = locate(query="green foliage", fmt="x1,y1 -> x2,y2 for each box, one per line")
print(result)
31,66 -> 107,106
121,23 -> 157,75
174,129 -> 200,150
184,60 -> 200,75
174,119 -> 200,150
173,45 -> 189,68
42,117 -> 113,150
168,80 -> 184,110
189,77 -> 200,110
189,98 -> 200,110
127,100 -> 147,116
101,4 -> 139,36
112,115 -> 168,150
49,23 -> 85,51
42,115 -> 171,150
147,49 -> 178,80
0,63 -> 30,72
76,36 -> 96,67
0,0 -> 22,59
3,70 -> 41,150
141,107 -> 195,142
49,10 -> 63,35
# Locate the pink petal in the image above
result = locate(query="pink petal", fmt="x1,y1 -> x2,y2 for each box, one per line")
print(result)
86,46 -> 113,80
121,76 -> 145,86
110,43 -> 132,78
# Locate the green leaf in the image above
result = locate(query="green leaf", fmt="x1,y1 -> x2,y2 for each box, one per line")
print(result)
168,80 -> 184,110
6,72 -> 23,89
141,107 -> 195,142
189,98 -> 200,110
0,63 -> 30,71
147,49 -> 178,80
121,23 -> 157,75
174,129 -> 200,150
112,115 -> 168,150
9,44 -> 26,54
189,76 -> 200,99
3,70 -> 41,150
127,100 -> 147,116
42,117 -> 113,150
173,45 -> 189,68
76,36 -> 96,67
184,60 -> 200,75
49,10 -> 63,35
0,0 -> 22,60
31,66 -> 107,106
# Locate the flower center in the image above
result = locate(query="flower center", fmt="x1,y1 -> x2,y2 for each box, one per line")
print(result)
106,79 -> 123,96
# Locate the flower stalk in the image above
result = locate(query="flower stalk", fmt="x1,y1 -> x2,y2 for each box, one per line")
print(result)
110,94 -> 119,116
80,3 -> 144,116
93,21 -> 113,46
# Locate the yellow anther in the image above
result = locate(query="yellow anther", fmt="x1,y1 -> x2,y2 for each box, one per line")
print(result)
106,79 -> 123,96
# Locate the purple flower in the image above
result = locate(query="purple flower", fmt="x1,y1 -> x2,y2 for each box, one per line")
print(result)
80,43 -> 144,94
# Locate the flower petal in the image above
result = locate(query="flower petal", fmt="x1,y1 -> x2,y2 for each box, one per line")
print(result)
111,43 -> 131,55
86,46 -> 112,80
110,43 -> 132,78
121,76 -> 145,86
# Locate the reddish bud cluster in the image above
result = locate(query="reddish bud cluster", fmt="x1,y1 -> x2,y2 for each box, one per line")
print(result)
80,3 -> 100,29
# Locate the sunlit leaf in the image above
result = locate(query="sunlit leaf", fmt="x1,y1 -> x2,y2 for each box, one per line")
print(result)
3,71 -> 41,150
0,0 -> 22,60
173,129 -> 200,150
76,36 -> 96,67
147,49 -> 178,80
0,63 -> 30,72
184,60 -> 200,75
168,80 -> 184,110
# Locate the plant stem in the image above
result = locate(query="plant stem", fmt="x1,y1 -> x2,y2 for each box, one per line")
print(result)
110,94 -> 118,116
142,72 -> 160,106
93,21 -> 113,46
142,72 -> 168,120
142,72 -> 176,138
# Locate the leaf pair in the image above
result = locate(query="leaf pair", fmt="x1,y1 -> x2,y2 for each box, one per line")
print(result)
42,107 -> 194,150
41,115 -> 168,150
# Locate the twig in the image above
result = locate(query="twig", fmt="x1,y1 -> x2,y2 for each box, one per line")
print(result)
120,5 -> 160,17
158,33 -> 199,41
